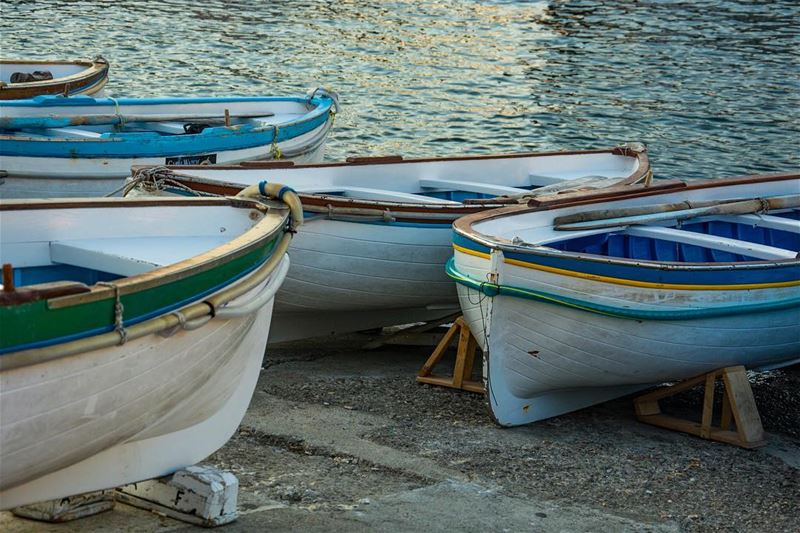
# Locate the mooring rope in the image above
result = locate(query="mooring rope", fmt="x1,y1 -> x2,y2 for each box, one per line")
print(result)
271,124 -> 282,159
123,166 -> 220,198
108,96 -> 125,130
97,282 -> 128,345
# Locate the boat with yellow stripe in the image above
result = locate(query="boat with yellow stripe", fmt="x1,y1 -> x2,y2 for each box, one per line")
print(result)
126,144 -> 651,341
449,172 -> 800,426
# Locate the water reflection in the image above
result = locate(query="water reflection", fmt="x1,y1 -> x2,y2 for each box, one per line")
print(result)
1,0 -> 797,178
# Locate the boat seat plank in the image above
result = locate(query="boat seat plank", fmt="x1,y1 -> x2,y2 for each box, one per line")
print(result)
45,127 -> 103,139
714,214 -> 800,234
625,226 -> 797,261
528,174 -> 569,187
419,178 -> 529,197
297,186 -> 459,204
50,236 -> 230,277
129,121 -> 187,135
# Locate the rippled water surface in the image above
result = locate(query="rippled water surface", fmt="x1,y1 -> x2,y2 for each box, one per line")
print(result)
1,0 -> 798,179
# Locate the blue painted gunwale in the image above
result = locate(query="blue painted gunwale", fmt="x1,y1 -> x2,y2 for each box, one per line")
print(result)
0,95 -> 333,158
452,232 -> 800,286
445,258 -> 800,320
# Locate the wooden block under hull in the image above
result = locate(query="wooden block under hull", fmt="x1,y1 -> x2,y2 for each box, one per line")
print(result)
116,465 -> 239,527
11,490 -> 115,522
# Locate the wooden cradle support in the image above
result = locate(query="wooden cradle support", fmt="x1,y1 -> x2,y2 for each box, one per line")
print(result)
634,365 -> 766,449
416,316 -> 484,394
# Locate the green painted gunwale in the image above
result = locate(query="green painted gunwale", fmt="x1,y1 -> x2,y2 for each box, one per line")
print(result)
0,195 -> 289,355
0,237 -> 278,353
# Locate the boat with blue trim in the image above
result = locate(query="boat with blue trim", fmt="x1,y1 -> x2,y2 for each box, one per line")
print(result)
0,184 -> 302,509
0,57 -> 109,100
0,88 -> 338,198
449,172 -> 800,426
126,144 -> 651,341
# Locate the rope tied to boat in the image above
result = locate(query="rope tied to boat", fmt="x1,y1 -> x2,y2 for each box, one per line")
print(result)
270,124 -> 282,159
97,282 -> 128,345
305,87 -> 341,114
108,96 -> 125,131
122,166 -> 218,197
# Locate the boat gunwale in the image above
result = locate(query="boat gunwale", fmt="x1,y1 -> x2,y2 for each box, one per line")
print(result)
147,143 -> 649,173
135,145 -> 650,216
446,257 -> 800,319
0,58 -> 109,99
0,93 -> 332,109
452,172 -> 800,271
0,196 -> 289,309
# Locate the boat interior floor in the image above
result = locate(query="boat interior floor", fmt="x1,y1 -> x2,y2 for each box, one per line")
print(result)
547,210 -> 800,263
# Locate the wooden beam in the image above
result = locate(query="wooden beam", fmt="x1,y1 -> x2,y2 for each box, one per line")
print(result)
626,225 -> 797,260
419,177 -> 529,197
417,316 -> 484,394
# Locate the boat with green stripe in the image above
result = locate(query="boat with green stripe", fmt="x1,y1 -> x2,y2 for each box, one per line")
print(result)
450,172 -> 800,427
0,184 -> 302,509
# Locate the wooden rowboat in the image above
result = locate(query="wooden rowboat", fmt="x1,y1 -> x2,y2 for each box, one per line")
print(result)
0,185 -> 302,509
0,88 -> 338,198
0,57 -> 109,100
128,144 -> 651,341
449,172 -> 800,426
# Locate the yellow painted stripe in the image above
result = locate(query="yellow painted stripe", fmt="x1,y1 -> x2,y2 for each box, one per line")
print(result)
452,244 -> 800,291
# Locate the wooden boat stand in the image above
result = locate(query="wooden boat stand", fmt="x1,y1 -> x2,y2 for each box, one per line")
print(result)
362,311 -> 461,349
416,316 -> 484,394
634,365 -> 766,449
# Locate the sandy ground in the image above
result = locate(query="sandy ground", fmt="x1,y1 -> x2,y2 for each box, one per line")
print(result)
3,333 -> 798,532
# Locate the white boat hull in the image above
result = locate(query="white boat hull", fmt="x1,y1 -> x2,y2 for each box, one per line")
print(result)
0,122 -> 329,198
0,267 -> 281,509
455,250 -> 800,426
270,218 -> 458,342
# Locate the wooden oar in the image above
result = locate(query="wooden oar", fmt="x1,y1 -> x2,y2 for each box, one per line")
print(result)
0,111 -> 275,130
554,195 -> 800,231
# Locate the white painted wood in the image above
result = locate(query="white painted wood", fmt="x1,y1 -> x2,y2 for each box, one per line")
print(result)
117,465 -> 238,526
50,236 -> 230,276
173,150 -> 642,200
0,203 -> 255,270
335,186 -> 458,204
44,127 -> 103,138
11,490 -> 115,521
455,254 -> 800,426
266,217 -> 457,341
453,175 -> 800,426
1,63 -> 86,82
528,173 -> 606,187
130,121 -> 186,135
0,266 -> 283,509
0,99 -> 311,122
625,225 -> 797,260
419,177 -> 529,196
0,120 -> 330,197
124,150 -> 646,341
474,179 -> 799,244
714,213 -> 800,234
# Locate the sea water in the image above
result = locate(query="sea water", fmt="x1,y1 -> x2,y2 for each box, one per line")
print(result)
1,0 -> 797,179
